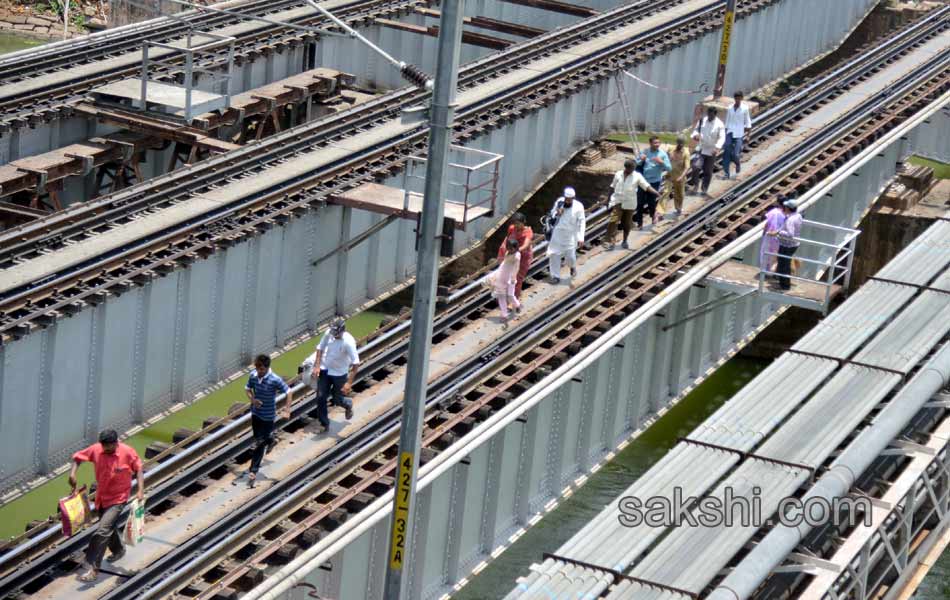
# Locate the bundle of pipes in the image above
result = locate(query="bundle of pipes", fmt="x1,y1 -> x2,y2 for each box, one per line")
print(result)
506,218 -> 950,599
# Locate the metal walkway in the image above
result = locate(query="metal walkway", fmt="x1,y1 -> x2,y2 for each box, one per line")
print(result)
505,217 -> 950,600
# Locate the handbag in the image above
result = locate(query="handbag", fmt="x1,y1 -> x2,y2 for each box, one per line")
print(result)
482,270 -> 497,290
690,152 -> 704,172
59,486 -> 91,538
541,199 -> 564,241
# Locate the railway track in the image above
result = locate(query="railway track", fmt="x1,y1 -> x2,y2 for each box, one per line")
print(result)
0,0 -> 694,270
0,179 -> 618,600
0,0 -> 829,342
102,37 -> 950,600
0,0 -> 426,129
0,6 -> 945,597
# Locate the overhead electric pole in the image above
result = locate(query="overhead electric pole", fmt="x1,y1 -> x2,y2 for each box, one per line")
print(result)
382,0 -> 465,598
713,0 -> 737,99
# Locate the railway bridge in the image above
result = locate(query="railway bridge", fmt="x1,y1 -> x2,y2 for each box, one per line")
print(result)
0,1 -> 948,599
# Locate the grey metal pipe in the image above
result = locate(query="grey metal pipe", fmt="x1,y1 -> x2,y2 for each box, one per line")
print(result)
707,339 -> 950,600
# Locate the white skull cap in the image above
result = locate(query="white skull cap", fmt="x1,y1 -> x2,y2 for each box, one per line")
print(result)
563,187 -> 576,198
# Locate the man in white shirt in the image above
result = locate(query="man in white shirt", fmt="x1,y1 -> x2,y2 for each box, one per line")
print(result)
310,317 -> 359,431
547,186 -> 586,284
722,90 -> 753,180
605,159 -> 658,250
690,106 -> 726,197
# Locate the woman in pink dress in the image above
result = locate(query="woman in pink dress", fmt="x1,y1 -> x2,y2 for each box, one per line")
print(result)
489,237 -> 522,328
760,195 -> 786,276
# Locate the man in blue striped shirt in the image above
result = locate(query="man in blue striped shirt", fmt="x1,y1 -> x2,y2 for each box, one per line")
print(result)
240,354 -> 292,488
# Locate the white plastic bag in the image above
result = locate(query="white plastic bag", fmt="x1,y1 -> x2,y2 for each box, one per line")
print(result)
123,498 -> 145,546
300,351 -> 317,389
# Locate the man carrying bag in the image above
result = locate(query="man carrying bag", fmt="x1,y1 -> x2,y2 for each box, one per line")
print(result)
69,429 -> 144,582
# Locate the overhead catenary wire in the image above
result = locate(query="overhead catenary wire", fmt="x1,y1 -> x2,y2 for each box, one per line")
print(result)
301,0 -> 433,89
146,0 -> 346,38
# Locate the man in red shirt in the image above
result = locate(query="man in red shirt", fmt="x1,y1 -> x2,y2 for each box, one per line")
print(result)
68,429 -> 145,582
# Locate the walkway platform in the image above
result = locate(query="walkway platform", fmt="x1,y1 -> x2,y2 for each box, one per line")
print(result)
91,79 -> 229,118
191,67 -> 354,131
0,0 -> 882,296
331,182 -> 493,229
505,216 -> 950,599
706,260 -> 844,311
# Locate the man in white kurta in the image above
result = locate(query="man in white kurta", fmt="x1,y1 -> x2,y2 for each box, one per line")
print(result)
547,186 -> 586,284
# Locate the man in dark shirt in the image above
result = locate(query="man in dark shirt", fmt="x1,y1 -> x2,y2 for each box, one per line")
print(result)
240,354 -> 292,488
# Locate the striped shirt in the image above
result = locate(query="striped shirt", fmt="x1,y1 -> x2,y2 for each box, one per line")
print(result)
246,369 -> 289,421
778,213 -> 803,248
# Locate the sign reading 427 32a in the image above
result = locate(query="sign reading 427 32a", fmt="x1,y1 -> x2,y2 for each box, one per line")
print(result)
389,452 -> 414,569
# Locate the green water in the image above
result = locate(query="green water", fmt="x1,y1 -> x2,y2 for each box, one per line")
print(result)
918,554 -> 950,599
0,312 -> 386,542
454,356 -> 769,600
0,33 -> 41,55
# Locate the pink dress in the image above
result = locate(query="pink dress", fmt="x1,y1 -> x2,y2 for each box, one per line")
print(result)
490,252 -> 521,318
760,208 -> 785,270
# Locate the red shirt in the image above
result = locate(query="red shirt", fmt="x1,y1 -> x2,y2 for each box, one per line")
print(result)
73,442 -> 142,509
498,224 -> 533,261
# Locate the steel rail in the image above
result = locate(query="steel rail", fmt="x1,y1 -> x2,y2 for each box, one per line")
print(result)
94,48 -> 950,600
0,0 -> 835,344
1,0 -> 944,340
0,0 -> 426,127
0,0 -> 694,264
4,0 -> 943,298
0,0 -> 944,588
1,16 -> 944,596
0,0 -> 715,342
0,201 -> 613,595
0,0 -> 302,77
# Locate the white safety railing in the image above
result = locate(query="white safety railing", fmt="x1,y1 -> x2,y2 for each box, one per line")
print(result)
759,219 -> 861,313
402,144 -> 502,230
140,30 -> 235,123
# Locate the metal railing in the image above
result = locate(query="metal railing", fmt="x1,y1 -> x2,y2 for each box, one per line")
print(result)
402,144 -> 502,230
140,30 -> 235,123
759,219 -> 861,314
824,400 -> 950,600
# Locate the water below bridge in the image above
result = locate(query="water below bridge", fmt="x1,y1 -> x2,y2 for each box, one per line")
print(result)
454,356 -> 768,599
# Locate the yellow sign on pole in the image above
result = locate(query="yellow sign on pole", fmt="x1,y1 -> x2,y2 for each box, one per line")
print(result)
718,10 -> 734,66
389,452 -> 414,569
713,0 -> 737,99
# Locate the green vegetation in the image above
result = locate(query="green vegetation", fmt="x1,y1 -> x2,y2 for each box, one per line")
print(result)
0,311 -> 387,540
606,132 -> 683,146
908,156 -> 950,180
33,0 -> 86,29
0,33 -> 41,54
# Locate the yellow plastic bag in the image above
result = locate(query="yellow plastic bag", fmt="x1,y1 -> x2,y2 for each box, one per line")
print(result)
59,487 -> 90,538
123,498 -> 145,546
